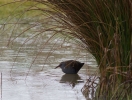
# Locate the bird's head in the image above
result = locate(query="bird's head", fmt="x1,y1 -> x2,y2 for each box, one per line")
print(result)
55,62 -> 64,69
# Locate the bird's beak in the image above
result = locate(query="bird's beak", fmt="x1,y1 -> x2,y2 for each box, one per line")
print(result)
55,66 -> 60,69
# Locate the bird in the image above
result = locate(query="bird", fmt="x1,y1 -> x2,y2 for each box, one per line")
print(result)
55,60 -> 84,74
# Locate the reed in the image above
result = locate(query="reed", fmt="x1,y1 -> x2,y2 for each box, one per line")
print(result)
39,0 -> 132,99
1,0 -> 132,99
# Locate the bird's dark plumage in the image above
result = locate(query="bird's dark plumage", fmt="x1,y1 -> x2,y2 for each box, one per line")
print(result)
55,60 -> 84,74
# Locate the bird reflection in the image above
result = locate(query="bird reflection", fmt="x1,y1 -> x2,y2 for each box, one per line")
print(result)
60,74 -> 83,88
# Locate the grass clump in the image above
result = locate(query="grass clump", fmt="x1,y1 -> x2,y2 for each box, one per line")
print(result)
39,0 -> 132,99
1,0 -> 132,99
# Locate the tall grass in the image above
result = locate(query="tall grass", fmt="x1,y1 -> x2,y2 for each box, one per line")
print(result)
38,0 -> 132,99
0,0 -> 132,99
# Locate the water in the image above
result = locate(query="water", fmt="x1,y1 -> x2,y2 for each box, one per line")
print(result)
0,26 -> 97,100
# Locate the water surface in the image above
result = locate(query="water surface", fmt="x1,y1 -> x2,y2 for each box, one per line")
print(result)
0,28 -> 97,100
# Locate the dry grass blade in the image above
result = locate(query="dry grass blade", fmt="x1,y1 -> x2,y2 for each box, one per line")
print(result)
0,0 -> 132,99
46,0 -> 132,99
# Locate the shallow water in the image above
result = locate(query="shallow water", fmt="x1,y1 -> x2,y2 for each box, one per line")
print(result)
0,30 -> 97,100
